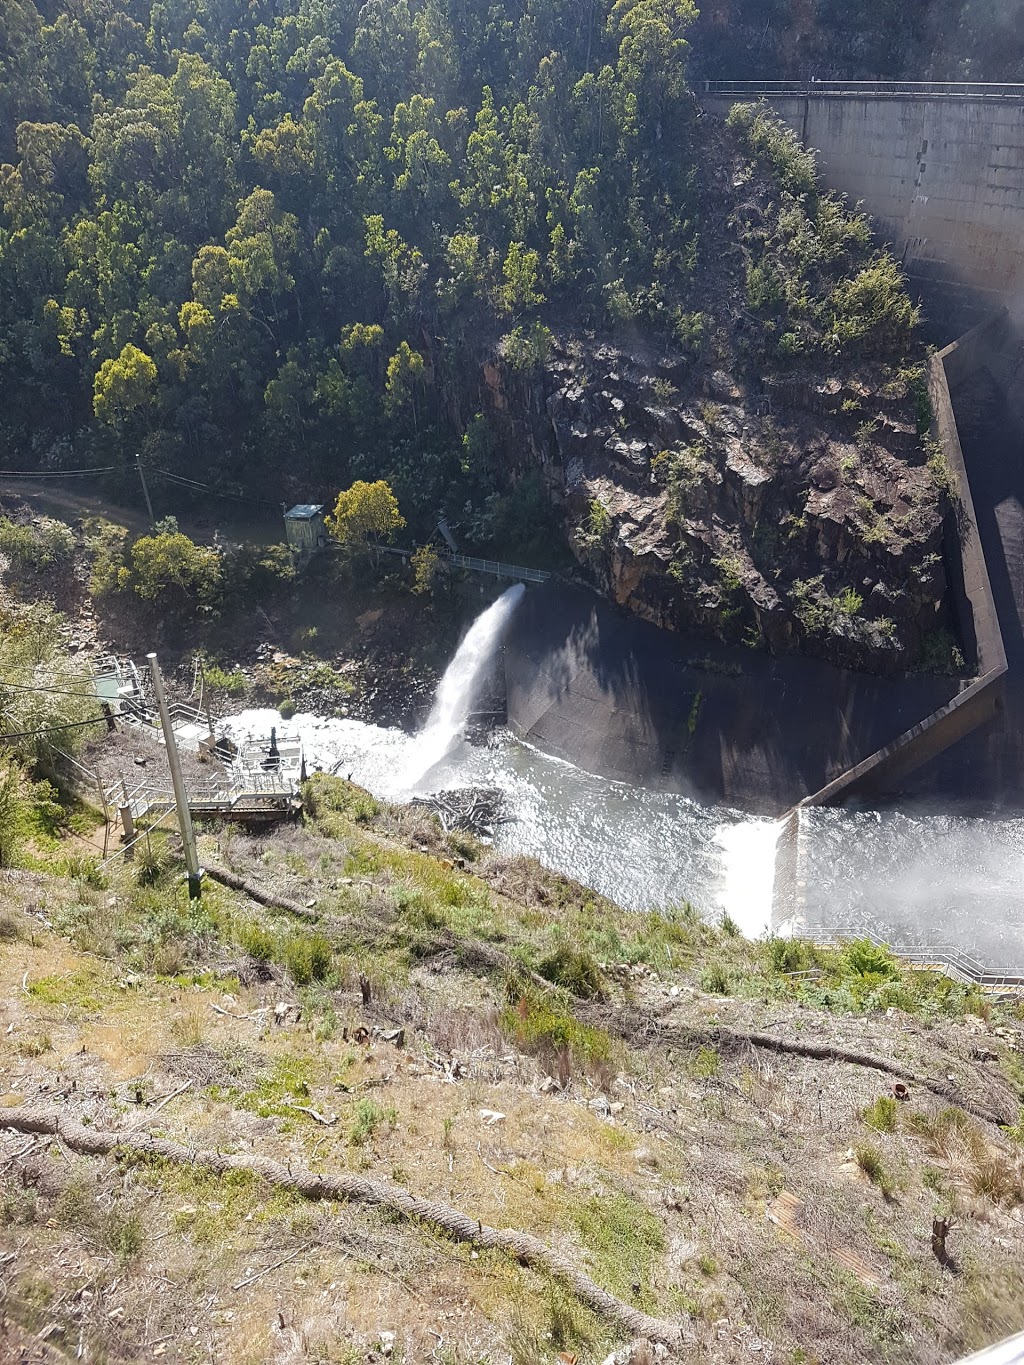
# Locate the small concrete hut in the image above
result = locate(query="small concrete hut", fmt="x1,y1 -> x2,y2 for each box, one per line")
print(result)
283,503 -> 326,565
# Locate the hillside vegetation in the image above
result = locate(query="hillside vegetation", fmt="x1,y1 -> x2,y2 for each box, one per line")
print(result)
1,768 -> 1023,1362
0,0 -> 954,670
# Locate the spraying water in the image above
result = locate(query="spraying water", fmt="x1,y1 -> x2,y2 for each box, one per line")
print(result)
223,702 -> 779,929
715,819 -> 783,937
402,582 -> 525,786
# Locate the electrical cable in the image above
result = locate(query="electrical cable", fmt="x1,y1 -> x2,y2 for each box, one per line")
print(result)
0,677 -> 104,700
0,466 -> 116,478
153,468 -> 281,508
0,713 -> 109,742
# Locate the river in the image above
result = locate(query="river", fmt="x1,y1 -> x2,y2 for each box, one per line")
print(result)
224,708 -> 780,937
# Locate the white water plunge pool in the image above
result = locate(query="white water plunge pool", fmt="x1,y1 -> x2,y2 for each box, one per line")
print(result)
222,707 -> 781,934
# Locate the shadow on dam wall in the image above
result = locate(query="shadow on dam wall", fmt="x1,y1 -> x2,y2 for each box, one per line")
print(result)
874,311 -> 1024,808
505,311 -> 1024,819
503,583 -> 958,816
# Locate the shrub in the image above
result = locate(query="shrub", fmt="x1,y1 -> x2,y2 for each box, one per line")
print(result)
768,937 -> 815,974
844,938 -> 899,980
581,498 -> 612,551
835,587 -> 863,616
202,663 -> 247,696
855,1143 -> 896,1197
0,760 -> 29,869
700,964 -> 732,995
283,932 -> 332,985
920,628 -> 966,676
969,1157 -> 1024,1207
237,922 -> 275,963
537,942 -> 606,1000
347,1098 -> 397,1146
0,516 -> 74,571
304,774 -> 380,827
821,256 -> 919,359
927,441 -> 957,496
85,518 -> 130,596
907,1107 -> 985,1161
726,103 -> 818,197
135,840 -> 172,886
501,988 -> 613,1076
691,1046 -> 721,1079
102,1208 -> 144,1261
863,1096 -> 899,1133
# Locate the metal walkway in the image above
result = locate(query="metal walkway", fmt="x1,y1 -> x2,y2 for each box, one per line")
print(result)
380,545 -> 550,584
797,927 -> 1024,995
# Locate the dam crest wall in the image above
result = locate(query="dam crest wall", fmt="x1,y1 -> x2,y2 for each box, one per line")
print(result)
702,81 -> 1024,335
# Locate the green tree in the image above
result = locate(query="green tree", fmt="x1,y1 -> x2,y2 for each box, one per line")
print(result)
325,479 -> 405,559
383,341 -> 425,424
128,530 -> 223,609
411,542 -> 442,594
93,343 -> 158,425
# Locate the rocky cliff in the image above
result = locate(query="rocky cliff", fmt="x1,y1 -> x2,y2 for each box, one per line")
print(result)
479,111 -> 954,676
545,341 -> 948,673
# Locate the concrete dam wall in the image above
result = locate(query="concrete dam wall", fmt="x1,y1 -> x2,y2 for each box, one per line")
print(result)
702,82 -> 1024,335
504,83 -> 1024,819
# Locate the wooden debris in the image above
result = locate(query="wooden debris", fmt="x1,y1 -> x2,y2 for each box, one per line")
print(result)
287,1103 -> 338,1126
411,788 -> 511,839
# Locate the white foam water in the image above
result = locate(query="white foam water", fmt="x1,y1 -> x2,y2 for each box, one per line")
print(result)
221,703 -> 780,932
714,819 -> 784,937
402,582 -> 525,787
218,583 -> 786,926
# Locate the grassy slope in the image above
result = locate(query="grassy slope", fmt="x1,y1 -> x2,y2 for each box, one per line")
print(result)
0,778 -> 1023,1364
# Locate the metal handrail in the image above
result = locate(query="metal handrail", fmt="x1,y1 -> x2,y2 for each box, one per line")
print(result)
797,925 -> 1024,989
377,544 -> 550,583
703,79 -> 1024,101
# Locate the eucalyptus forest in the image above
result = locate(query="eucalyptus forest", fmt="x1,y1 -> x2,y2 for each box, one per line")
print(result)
0,0 -> 920,557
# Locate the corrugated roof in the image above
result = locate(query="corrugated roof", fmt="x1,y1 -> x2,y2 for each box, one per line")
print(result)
284,503 -> 324,519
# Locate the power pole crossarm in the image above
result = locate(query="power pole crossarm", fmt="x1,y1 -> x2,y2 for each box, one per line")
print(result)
148,652 -> 202,899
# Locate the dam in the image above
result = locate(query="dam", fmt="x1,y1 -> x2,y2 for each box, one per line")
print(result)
503,82 -> 1024,964
701,80 -> 1024,339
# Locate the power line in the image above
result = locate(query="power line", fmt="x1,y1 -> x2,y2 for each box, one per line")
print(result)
153,468 -> 279,508
0,712 -> 109,743
0,677 -> 101,700
0,466 -> 116,478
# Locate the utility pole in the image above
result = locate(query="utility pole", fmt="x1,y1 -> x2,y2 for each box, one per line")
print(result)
136,453 -> 155,528
148,652 -> 201,900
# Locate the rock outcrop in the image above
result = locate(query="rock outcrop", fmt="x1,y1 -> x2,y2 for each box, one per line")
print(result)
526,339 -> 948,674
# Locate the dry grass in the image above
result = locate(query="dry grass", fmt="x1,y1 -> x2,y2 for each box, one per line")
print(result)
3,801 -> 1024,1365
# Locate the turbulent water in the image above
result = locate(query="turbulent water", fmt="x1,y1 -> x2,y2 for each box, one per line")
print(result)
222,593 -> 1024,968
793,807 -> 1024,972
224,707 -> 781,927
402,582 -> 524,786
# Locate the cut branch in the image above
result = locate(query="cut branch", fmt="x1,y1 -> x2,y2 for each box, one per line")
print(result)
666,1024 -> 1014,1127
206,864 -> 317,921
0,1107 -> 687,1348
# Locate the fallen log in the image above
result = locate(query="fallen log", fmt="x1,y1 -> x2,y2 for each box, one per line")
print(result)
634,1019 -> 1016,1128
0,1106 -> 688,1348
205,864 -> 317,921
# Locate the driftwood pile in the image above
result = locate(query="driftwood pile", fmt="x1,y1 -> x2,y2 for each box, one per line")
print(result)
411,787 -> 510,840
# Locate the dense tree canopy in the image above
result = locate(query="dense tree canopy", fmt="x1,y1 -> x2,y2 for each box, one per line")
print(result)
0,0 -> 713,527
690,0 -> 1024,84
0,0 -> 928,562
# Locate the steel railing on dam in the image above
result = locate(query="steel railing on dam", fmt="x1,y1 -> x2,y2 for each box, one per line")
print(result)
791,927 -> 1024,995
703,79 -> 1024,101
